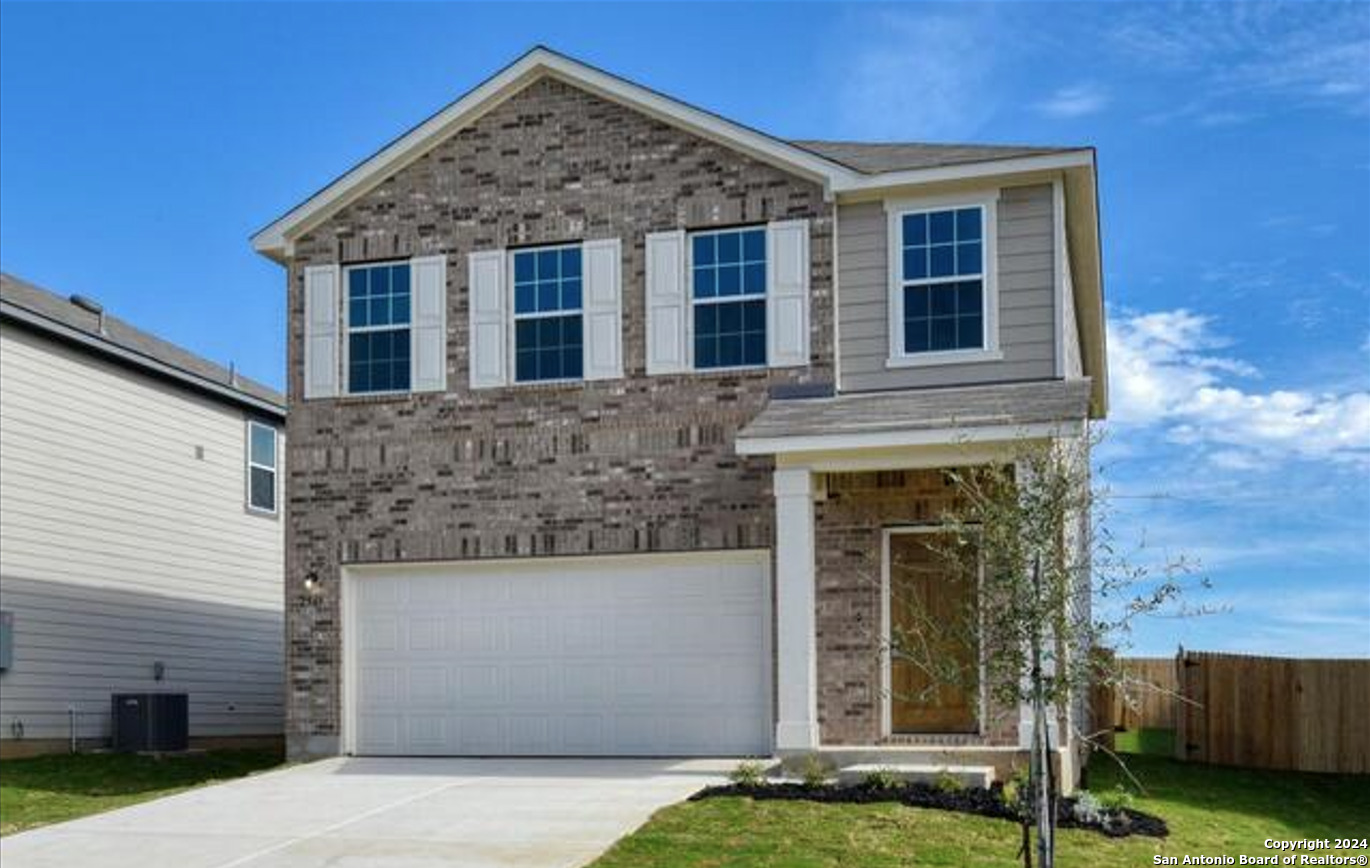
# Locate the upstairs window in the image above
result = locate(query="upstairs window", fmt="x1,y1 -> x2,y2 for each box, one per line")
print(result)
347,262 -> 411,393
246,421 -> 277,515
898,206 -> 985,354
691,227 -> 767,369
513,245 -> 583,382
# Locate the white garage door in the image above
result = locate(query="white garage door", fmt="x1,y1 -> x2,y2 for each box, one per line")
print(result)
346,552 -> 771,756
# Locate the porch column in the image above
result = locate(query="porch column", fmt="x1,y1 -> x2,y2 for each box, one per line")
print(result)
774,466 -> 819,751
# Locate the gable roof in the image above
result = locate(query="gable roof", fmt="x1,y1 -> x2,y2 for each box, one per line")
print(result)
0,272 -> 284,418
249,45 -> 1106,418
250,46 -> 1093,258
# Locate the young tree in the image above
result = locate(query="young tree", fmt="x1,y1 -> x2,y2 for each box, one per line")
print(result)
886,433 -> 1196,868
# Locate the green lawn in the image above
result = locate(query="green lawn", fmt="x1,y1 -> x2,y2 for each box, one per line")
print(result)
0,748 -> 283,836
591,755 -> 1370,868
1114,727 -> 1177,757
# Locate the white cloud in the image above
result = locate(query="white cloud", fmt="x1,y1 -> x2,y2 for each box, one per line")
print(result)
1109,1 -> 1370,120
835,9 -> 1000,139
1107,309 -> 1370,467
1034,83 -> 1110,119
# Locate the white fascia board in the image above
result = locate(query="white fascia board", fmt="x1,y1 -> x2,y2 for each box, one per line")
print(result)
735,420 -> 1083,457
830,150 -> 1095,194
251,48 -> 859,257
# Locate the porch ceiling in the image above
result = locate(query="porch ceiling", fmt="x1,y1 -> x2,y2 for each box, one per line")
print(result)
736,379 -> 1092,457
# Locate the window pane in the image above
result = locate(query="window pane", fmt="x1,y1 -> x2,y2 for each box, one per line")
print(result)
957,242 -> 982,276
537,249 -> 559,281
349,269 -> 367,299
515,282 -> 535,314
958,281 -> 983,314
348,328 -> 411,393
694,267 -> 717,298
514,313 -> 582,381
370,297 -> 389,325
929,244 -> 955,278
561,247 -> 581,278
956,208 -> 982,242
930,317 -> 957,351
392,293 -> 411,324
349,363 -> 368,393
563,346 -> 583,379
695,331 -> 717,368
743,298 -> 766,331
742,229 -> 765,262
931,285 -> 957,317
693,234 -> 715,266
350,299 -> 368,328
717,231 -> 740,264
249,467 -> 275,512
903,248 -> 927,281
696,302 -> 717,335
250,425 -> 275,468
743,330 -> 766,366
903,213 -> 928,246
905,318 -> 930,353
391,264 -> 410,295
370,266 -> 390,297
516,350 -> 536,382
958,314 -> 984,349
562,278 -> 582,311
694,300 -> 765,369
719,332 -> 742,367
743,263 -> 766,294
537,281 -> 559,312
929,210 -> 955,244
514,252 -> 535,283
904,286 -> 930,319
717,264 -> 741,296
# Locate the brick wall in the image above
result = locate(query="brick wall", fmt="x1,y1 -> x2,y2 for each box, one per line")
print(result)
280,77 -> 833,755
814,469 -> 1019,746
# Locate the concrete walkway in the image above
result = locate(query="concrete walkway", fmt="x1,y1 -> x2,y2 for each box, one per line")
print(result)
2,757 -> 734,868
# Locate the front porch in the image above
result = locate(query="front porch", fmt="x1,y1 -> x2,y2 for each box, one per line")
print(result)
737,380 -> 1092,783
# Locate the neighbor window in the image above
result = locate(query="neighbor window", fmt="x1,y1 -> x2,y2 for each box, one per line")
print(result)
691,226 -> 766,369
513,245 -> 583,382
347,262 -> 411,393
246,421 -> 277,514
898,206 -> 985,354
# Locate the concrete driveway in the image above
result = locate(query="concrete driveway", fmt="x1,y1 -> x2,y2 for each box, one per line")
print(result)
2,757 -> 734,868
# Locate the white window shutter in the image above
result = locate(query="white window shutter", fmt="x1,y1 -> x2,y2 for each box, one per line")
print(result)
767,219 -> 811,368
410,254 -> 447,393
645,230 -> 688,375
582,238 -> 623,381
303,264 -> 340,398
467,249 -> 508,388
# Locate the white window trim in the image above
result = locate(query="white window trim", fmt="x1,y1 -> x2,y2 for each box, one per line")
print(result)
880,524 -> 987,738
341,260 -> 414,397
506,242 -> 587,386
885,191 -> 1002,369
245,420 -> 278,516
687,224 -> 769,373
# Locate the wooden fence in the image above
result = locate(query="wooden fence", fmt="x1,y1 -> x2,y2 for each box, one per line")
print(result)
1096,650 -> 1370,774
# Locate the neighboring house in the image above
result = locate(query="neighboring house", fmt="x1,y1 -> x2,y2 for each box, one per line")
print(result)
0,274 -> 285,757
252,48 -> 1105,780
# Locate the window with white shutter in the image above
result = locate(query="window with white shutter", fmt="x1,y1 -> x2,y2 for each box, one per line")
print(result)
303,264 -> 341,399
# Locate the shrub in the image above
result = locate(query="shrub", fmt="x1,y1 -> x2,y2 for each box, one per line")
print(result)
932,769 -> 965,794
728,761 -> 767,788
799,753 -> 832,788
861,767 -> 901,790
1072,790 -> 1104,825
1097,784 -> 1135,813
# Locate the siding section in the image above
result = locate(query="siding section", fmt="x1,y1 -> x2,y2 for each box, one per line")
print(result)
0,325 -> 284,742
838,184 -> 1058,392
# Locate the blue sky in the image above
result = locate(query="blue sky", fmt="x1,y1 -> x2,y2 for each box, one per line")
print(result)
2,2 -> 1366,656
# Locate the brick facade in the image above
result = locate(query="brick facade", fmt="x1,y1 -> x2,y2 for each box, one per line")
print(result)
814,469 -> 1019,746
281,77 -> 834,755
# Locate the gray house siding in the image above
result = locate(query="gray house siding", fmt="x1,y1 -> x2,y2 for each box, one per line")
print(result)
0,324 -> 284,751
837,183 -> 1058,392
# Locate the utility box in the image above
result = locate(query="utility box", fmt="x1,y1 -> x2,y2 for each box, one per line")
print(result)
111,693 -> 188,752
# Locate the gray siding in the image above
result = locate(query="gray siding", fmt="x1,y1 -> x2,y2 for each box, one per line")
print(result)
837,184 -> 1058,392
0,325 -> 284,743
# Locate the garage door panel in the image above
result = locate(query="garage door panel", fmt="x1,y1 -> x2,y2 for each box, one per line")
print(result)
350,554 -> 770,756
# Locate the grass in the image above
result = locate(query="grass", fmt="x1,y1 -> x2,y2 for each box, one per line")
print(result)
1114,727 -> 1176,757
590,755 -> 1370,868
0,748 -> 283,836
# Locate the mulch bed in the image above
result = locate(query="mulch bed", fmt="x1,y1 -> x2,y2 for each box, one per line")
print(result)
690,781 -> 1168,839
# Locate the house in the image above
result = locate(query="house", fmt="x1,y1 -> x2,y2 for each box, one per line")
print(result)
252,47 -> 1105,778
0,273 -> 286,757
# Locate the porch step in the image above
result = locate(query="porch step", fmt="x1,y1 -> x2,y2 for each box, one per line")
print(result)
835,763 -> 996,789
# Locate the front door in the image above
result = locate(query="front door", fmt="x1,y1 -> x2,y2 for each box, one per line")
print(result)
888,530 -> 979,734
